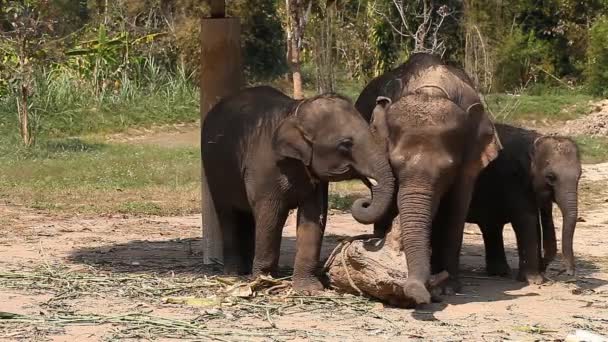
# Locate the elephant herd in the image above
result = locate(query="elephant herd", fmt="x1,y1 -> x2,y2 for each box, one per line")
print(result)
201,53 -> 581,306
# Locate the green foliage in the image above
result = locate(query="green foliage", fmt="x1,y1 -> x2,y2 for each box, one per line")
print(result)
486,90 -> 593,122
371,19 -> 399,76
0,58 -> 198,138
585,16 -> 608,96
235,0 -> 288,81
494,27 -> 553,91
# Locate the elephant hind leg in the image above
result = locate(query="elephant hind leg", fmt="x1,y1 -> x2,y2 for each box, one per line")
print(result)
236,211 -> 255,274
219,209 -> 250,275
479,222 -> 511,277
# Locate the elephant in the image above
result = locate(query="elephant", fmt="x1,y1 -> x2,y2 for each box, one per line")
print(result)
201,86 -> 395,293
355,53 -> 502,305
467,123 -> 581,281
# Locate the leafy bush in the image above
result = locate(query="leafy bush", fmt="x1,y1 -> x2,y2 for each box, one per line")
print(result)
585,16 -> 608,96
494,27 -> 553,91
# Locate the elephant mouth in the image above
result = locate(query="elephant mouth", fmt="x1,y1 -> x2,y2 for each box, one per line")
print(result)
327,166 -> 353,180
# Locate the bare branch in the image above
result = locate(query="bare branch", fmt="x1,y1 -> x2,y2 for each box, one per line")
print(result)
375,0 -> 452,56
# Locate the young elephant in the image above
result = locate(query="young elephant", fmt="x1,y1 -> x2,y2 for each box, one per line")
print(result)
355,53 -> 502,304
467,124 -> 581,281
202,86 -> 394,292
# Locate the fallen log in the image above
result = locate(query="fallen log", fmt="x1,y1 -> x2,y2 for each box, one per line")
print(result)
323,223 -> 448,308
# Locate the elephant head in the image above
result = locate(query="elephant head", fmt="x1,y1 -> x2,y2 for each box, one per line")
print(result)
272,94 -> 395,224
370,92 -> 500,302
530,136 -> 582,275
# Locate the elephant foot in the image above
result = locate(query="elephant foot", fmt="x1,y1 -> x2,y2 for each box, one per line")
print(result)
439,277 -> 462,296
517,270 -> 545,285
402,279 -> 431,305
293,277 -> 325,295
224,258 -> 247,276
486,261 -> 512,277
543,241 -> 557,266
565,266 -> 576,277
251,261 -> 279,279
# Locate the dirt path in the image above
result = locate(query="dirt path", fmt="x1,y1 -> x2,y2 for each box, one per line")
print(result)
1,126 -> 607,341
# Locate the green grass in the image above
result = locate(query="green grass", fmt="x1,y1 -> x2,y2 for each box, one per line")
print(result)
0,66 -> 199,139
485,91 -> 594,123
574,135 -> 608,164
0,138 -> 201,215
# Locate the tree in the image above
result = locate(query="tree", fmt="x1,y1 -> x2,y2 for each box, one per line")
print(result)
0,0 -> 61,146
375,0 -> 454,56
285,0 -> 311,99
586,16 -> 608,96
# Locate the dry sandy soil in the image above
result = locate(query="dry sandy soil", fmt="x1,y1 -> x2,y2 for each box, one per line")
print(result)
1,126 -> 607,341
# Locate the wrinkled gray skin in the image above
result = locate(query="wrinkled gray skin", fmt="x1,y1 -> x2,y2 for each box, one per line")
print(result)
202,86 -> 394,293
468,124 -> 582,281
355,53 -> 502,305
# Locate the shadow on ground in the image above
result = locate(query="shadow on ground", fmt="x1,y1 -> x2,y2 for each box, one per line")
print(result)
67,234 -> 607,316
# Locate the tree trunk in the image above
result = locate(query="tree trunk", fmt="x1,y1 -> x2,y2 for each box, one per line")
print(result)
324,217 -> 448,308
286,0 -> 306,99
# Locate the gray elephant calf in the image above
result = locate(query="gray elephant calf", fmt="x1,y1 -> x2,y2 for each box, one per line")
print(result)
202,86 -> 394,292
467,124 -> 581,282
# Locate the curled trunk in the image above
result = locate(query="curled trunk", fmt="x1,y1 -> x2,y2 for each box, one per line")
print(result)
350,146 -> 395,225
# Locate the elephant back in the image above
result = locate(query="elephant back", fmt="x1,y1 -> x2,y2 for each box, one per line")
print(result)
405,64 -> 481,112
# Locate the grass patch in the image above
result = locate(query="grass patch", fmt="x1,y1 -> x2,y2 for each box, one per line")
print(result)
485,91 -> 594,123
0,138 -> 201,215
575,136 -> 608,164
329,180 -> 368,212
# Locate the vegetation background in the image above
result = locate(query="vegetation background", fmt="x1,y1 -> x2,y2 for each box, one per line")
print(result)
1,0 -> 608,214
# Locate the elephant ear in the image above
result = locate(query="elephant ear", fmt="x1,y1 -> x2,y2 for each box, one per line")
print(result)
272,116 -> 313,165
382,78 -> 403,102
466,102 -> 502,169
370,96 -> 392,147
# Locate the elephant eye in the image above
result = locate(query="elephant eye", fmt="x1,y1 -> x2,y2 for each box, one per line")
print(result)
337,138 -> 353,154
545,172 -> 557,183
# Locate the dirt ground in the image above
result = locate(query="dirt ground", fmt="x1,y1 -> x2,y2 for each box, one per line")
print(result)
1,125 -> 608,341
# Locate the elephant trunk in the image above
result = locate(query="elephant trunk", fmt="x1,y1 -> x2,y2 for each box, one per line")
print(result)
555,184 -> 578,276
397,182 -> 434,282
350,145 -> 395,225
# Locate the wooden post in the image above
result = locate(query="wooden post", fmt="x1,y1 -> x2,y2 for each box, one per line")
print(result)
200,1 -> 243,264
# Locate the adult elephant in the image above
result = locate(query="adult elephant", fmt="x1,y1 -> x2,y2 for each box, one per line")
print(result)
355,53 -> 502,304
468,124 -> 581,280
202,86 -> 394,293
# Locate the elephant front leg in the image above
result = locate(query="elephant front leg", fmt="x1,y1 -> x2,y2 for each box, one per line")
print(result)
512,210 -> 545,285
293,183 -> 328,293
252,200 -> 289,277
539,202 -> 557,271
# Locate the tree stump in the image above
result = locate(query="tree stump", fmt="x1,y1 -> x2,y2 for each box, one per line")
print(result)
323,221 -> 448,308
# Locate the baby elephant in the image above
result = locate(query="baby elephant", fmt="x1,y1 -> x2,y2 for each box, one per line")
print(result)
467,124 -> 581,283
202,86 -> 394,293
